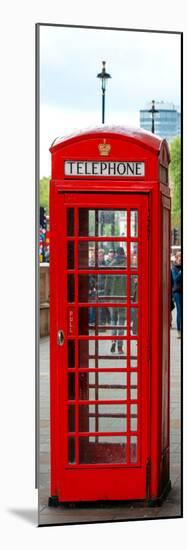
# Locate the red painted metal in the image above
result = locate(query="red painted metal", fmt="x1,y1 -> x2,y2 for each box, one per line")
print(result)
49,126 -> 170,503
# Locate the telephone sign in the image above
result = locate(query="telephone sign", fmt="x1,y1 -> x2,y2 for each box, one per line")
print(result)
64,160 -> 145,177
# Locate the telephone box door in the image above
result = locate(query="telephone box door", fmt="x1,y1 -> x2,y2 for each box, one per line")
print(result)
54,192 -> 149,502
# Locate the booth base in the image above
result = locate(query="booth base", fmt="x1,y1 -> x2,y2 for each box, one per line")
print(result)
48,496 -> 59,508
147,480 -> 172,507
48,481 -> 172,509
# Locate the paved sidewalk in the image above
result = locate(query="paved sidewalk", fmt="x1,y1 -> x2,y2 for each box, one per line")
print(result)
38,321 -> 181,526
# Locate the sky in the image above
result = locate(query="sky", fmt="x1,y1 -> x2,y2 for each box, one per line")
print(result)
39,25 -> 181,177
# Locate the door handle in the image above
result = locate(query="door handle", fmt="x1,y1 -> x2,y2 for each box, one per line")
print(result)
57,330 -> 65,346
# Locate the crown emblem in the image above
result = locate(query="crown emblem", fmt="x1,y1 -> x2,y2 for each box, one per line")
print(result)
98,139 -> 111,156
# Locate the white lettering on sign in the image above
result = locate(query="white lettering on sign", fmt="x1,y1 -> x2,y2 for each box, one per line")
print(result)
64,161 -> 145,177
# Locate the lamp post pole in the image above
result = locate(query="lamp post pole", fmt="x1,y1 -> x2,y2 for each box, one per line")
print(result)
149,100 -> 158,134
97,61 -> 111,124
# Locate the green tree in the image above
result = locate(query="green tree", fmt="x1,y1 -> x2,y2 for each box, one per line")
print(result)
40,177 -> 49,214
169,137 -> 181,228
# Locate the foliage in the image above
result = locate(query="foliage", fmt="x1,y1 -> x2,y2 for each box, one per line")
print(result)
40,177 -> 50,214
169,137 -> 181,228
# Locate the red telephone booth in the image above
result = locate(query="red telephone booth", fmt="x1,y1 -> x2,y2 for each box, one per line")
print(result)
48,126 -> 171,506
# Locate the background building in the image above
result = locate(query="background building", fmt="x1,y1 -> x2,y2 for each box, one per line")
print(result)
140,101 -> 181,141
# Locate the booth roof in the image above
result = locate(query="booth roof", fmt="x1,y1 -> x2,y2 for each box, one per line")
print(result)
50,124 -> 163,153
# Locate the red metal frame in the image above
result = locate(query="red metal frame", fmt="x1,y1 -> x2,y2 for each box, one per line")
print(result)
49,126 -> 171,503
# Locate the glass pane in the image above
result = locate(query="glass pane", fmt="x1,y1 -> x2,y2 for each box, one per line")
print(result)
130,436 -> 138,463
78,209 -> 90,236
79,372 -> 127,401
130,210 -> 138,237
130,403 -> 138,431
79,436 -> 127,464
130,358 -> 138,369
67,208 -> 74,236
79,209 -> 127,237
67,241 -> 74,269
68,405 -> 75,432
78,242 -> 127,269
79,340 -> 127,369
130,372 -> 138,386
130,340 -> 138,359
79,372 -> 93,401
98,210 -> 127,237
131,276 -> 138,302
68,437 -> 76,464
99,404 -> 127,433
68,275 -> 75,302
79,404 -> 127,432
98,339 -> 127,357
68,373 -> 75,400
79,307 -> 127,336
130,308 -> 138,335
130,404 -> 138,415
88,210 -> 95,236
68,340 -> 75,368
130,372 -> 138,400
130,387 -> 138,400
130,243 -> 138,269
79,274 -> 127,303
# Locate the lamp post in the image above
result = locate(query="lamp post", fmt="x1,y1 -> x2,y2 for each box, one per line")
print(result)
149,100 -> 158,134
97,61 -> 111,124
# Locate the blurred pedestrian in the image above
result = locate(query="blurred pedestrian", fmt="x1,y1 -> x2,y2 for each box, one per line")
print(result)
170,257 -> 175,328
97,248 -> 107,326
105,248 -> 115,266
105,247 -> 126,353
172,251 -> 182,338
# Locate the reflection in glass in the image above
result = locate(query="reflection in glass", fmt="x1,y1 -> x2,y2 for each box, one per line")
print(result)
130,308 -> 138,335
130,210 -> 138,237
78,274 -> 127,303
98,339 -> 127,357
79,307 -> 127,336
131,276 -> 138,302
79,436 -> 127,464
78,209 -> 127,237
130,243 -> 138,269
78,242 -> 127,269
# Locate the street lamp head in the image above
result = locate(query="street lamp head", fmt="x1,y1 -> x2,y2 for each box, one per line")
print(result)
97,61 -> 111,124
97,60 -> 111,91
148,99 -> 159,134
148,99 -> 159,114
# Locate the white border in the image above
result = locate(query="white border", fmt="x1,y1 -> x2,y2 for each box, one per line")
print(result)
0,0 -> 186,546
